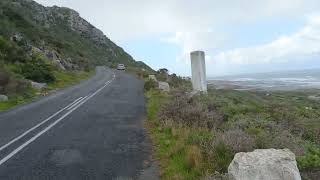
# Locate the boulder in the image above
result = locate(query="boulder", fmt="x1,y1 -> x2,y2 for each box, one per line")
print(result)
31,81 -> 47,90
10,34 -> 23,42
45,50 -> 66,70
148,75 -> 157,82
53,60 -> 66,70
0,94 -> 8,102
158,81 -> 170,92
228,149 -> 301,180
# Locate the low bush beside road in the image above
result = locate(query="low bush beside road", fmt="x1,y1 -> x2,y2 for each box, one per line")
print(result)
145,80 -> 320,179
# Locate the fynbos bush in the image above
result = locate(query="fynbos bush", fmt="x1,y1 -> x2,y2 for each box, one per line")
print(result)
212,128 -> 255,153
159,90 -> 224,129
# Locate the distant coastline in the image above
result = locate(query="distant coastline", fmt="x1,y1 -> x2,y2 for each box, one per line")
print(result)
208,69 -> 320,91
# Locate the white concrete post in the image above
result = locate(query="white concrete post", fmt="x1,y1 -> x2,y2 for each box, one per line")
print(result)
190,51 -> 207,93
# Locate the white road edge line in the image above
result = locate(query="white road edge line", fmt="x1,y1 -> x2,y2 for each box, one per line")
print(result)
0,97 -> 84,153
0,75 -> 115,166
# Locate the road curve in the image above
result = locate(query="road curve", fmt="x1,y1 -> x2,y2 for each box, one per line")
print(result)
0,67 -> 157,180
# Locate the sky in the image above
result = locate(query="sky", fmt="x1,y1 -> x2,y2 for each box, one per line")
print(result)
34,0 -> 320,77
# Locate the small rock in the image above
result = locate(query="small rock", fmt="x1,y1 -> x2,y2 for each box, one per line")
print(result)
10,34 -> 23,42
31,81 -> 47,90
228,149 -> 301,180
0,94 -> 8,102
305,107 -> 313,110
158,81 -> 170,92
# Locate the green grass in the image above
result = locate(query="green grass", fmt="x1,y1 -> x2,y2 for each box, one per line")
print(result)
46,70 -> 94,90
0,88 -> 37,111
0,70 -> 94,112
145,90 -> 211,180
146,90 -> 167,121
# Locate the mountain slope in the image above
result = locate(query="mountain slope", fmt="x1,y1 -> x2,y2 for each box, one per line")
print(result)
0,0 -> 153,71
0,0 -> 153,111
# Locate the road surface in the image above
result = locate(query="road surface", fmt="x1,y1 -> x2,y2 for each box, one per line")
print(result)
0,67 -> 158,180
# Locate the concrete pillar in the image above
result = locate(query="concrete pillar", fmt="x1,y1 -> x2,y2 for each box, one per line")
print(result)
190,51 -> 207,92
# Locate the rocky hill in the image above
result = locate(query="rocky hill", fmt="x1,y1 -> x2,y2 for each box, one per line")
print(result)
0,0 -> 153,71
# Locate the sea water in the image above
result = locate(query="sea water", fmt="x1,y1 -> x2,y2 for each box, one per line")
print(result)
208,69 -> 320,91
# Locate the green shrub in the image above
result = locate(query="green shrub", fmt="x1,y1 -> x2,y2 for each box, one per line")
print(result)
187,130 -> 213,146
20,55 -> 55,83
144,79 -> 158,91
0,36 -> 27,63
212,142 -> 234,173
297,145 -> 320,170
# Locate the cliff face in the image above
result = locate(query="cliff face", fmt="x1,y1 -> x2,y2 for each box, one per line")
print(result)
26,3 -> 111,47
0,0 -> 153,71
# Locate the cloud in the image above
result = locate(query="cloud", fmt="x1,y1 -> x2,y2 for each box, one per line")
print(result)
212,15 -> 320,65
34,0 -> 320,75
34,0 -> 320,41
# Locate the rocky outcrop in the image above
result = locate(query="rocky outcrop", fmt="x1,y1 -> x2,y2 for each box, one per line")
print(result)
0,94 -> 8,102
228,149 -> 301,180
10,33 -> 23,42
31,47 -> 78,70
2,0 -> 153,72
66,9 -> 109,46
14,0 -> 120,49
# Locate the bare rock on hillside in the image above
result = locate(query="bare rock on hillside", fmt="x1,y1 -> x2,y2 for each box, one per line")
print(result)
228,149 -> 301,180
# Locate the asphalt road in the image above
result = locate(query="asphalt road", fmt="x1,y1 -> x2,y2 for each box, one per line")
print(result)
0,67 -> 158,180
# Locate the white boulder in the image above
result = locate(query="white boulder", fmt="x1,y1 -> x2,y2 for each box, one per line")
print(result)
31,81 -> 47,90
158,81 -> 170,92
148,75 -> 157,82
228,149 -> 301,180
0,94 -> 8,102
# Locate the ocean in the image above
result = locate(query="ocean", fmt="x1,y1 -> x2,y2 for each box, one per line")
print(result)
208,69 -> 320,91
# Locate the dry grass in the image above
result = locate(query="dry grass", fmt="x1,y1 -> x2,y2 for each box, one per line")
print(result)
186,145 -> 203,170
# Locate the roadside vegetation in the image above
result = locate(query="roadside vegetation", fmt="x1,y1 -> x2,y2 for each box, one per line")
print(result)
0,0 -> 153,70
144,72 -> 320,180
0,0 -> 154,112
0,36 -> 93,112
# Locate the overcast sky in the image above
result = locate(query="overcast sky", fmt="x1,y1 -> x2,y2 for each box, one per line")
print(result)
34,0 -> 320,76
